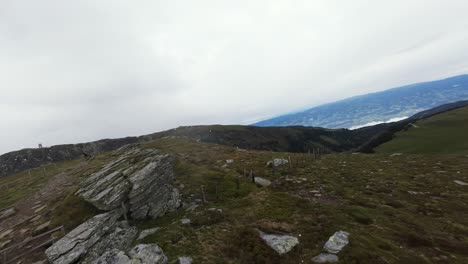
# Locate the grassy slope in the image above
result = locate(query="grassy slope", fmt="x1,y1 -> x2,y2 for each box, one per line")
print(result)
3,138 -> 468,263
376,106 -> 468,154
136,138 -> 468,264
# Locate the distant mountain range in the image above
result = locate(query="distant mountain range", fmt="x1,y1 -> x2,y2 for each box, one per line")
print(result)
253,74 -> 468,129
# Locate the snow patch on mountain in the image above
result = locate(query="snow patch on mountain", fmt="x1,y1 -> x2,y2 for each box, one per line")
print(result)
349,116 -> 409,130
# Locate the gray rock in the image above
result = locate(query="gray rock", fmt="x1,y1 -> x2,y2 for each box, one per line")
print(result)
0,229 -> 13,240
0,239 -> 12,250
34,221 -> 51,235
93,249 -> 130,264
181,218 -> 191,225
128,244 -> 168,264
94,244 -> 168,264
454,180 -> 468,186
266,158 -> 288,167
45,211 -> 137,264
311,253 -> 339,263
178,256 -> 193,264
323,231 -> 349,254
259,231 -> 299,255
254,177 -> 271,187
0,207 -> 16,220
137,228 -> 160,240
77,148 -> 180,220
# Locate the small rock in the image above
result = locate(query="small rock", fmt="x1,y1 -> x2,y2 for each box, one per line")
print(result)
0,229 -> 13,240
128,244 -> 168,264
181,218 -> 191,225
34,221 -> 51,235
0,207 -> 16,220
323,231 -> 349,254
311,253 -> 339,263
29,215 -> 41,223
266,158 -> 288,167
34,205 -> 47,213
185,203 -> 198,212
454,180 -> 468,186
178,256 -> 193,264
207,208 -> 223,213
254,177 -> 271,187
226,159 -> 234,164
0,239 -> 12,250
138,228 -> 160,240
390,153 -> 402,157
259,231 -> 299,255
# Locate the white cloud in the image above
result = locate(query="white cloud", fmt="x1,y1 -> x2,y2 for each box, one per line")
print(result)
1,0 -> 468,154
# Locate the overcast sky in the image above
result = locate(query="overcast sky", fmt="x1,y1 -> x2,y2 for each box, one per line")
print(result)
1,0 -> 468,154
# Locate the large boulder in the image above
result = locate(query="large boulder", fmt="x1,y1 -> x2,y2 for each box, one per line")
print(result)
45,211 -> 137,264
76,147 -> 180,219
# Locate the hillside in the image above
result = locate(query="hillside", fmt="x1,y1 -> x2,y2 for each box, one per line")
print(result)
0,125 -> 381,177
375,106 -> 468,154
1,138 -> 467,263
254,74 -> 468,128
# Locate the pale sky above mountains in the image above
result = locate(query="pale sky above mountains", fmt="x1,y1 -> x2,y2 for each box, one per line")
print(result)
1,0 -> 468,154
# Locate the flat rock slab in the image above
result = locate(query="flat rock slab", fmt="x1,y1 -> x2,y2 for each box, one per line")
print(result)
0,207 -> 16,220
95,244 -> 168,264
454,180 -> 468,186
34,221 -> 51,235
178,256 -> 193,264
137,228 -> 160,240
34,205 -> 47,213
259,231 -> 299,255
254,177 -> 272,187
323,231 -> 349,254
311,253 -> 339,263
0,229 -> 13,240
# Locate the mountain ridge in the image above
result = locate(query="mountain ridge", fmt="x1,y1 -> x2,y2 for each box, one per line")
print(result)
254,74 -> 468,128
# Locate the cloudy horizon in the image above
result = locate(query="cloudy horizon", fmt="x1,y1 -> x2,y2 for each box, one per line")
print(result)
2,0 -> 468,154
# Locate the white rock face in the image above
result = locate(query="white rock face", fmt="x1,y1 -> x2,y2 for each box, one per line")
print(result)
323,231 -> 349,254
259,231 -> 299,255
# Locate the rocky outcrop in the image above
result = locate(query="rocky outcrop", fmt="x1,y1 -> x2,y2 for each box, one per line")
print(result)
76,146 -> 180,219
45,211 -> 137,264
0,137 -> 139,177
258,231 -> 299,255
94,244 -> 168,264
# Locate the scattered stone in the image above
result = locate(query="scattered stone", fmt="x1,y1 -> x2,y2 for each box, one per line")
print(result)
34,205 -> 47,213
93,249 -> 130,264
181,218 -> 191,225
390,153 -> 402,157
0,207 -> 16,220
311,253 -> 339,263
20,228 -> 30,235
128,244 -> 168,264
254,177 -> 272,187
323,231 -> 349,254
29,215 -> 41,223
266,158 -> 289,167
178,256 -> 193,264
0,229 -> 13,240
45,211 -> 137,264
454,180 -> 468,186
0,239 -> 12,250
208,208 -> 223,213
31,260 -> 47,264
184,203 -> 198,212
34,221 -> 51,235
259,231 -> 299,255
226,159 -> 234,164
137,228 -> 160,240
